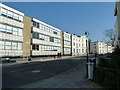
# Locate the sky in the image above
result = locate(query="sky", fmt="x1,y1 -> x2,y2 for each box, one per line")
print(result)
3,2 -> 116,42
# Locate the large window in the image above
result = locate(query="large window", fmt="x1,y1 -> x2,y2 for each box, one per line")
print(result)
1,8 -> 7,16
64,40 -> 70,45
0,40 -> 22,50
64,47 -> 70,52
32,44 -> 60,51
64,34 -> 70,39
32,20 -> 39,28
0,23 -> 23,36
1,8 -> 23,22
32,20 -> 61,35
32,32 -> 60,43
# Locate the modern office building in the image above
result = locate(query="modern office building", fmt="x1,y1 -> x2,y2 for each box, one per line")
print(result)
71,34 -> 89,56
114,1 -> 120,48
0,3 -> 24,58
62,32 -> 71,56
90,41 -> 114,54
23,17 -> 62,57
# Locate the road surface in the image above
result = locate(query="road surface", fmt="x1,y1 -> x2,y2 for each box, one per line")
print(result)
2,56 -> 94,88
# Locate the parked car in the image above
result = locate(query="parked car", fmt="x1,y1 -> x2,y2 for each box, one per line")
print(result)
105,53 -> 112,58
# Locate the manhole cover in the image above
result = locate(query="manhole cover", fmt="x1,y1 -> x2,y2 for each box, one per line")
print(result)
32,70 -> 40,73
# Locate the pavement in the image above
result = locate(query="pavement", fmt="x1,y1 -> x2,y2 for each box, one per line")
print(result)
2,56 -> 97,88
1,56 -> 77,66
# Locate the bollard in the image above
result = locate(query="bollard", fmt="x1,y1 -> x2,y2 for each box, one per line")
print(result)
87,62 -> 94,80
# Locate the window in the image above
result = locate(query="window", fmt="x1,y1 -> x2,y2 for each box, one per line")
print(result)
18,43 -> 22,50
73,42 -> 75,46
0,24 -> 6,32
5,41 -> 11,50
19,15 -> 23,22
53,31 -> 57,34
12,42 -> 17,50
1,8 -> 23,22
33,21 -> 36,27
39,45 -> 42,51
50,37 -> 54,42
1,8 -> 7,16
0,41 -> 5,50
18,28 -> 22,36
6,26 -> 12,34
7,10 -> 13,19
13,27 -> 18,35
32,44 -> 39,50
13,13 -> 19,20
37,23 -> 39,28
32,45 -> 36,50
74,49 -> 75,53
36,45 -> 39,50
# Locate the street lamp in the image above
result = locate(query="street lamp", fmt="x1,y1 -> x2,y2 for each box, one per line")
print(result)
85,32 -> 89,62
85,31 -> 89,78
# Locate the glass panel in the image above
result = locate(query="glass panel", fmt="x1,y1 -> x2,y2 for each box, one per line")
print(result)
8,10 -> 13,18
18,28 -> 22,36
0,24 -> 6,29
19,15 -> 23,22
12,42 -> 17,50
6,26 -> 12,34
13,27 -> 18,35
18,43 -> 22,50
0,24 -> 6,32
6,41 -> 11,45
13,13 -> 19,20
1,8 -> 7,15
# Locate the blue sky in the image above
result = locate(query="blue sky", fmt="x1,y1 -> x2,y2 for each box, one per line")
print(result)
3,2 -> 115,42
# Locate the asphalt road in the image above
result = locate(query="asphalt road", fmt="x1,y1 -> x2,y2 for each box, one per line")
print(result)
2,56 -> 92,88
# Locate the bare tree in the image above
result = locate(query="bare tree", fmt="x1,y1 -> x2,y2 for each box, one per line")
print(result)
104,29 -> 115,46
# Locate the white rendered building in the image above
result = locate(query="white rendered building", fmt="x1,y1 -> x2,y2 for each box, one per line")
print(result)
71,34 -> 89,56
90,41 -> 114,54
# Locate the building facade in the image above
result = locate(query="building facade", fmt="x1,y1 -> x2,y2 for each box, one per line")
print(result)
114,1 -> 120,48
22,17 -> 62,57
0,3 -> 90,58
90,41 -> 114,54
0,3 -> 24,58
62,32 -> 71,56
71,34 -> 89,56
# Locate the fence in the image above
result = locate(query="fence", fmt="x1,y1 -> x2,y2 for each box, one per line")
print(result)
93,67 -> 120,88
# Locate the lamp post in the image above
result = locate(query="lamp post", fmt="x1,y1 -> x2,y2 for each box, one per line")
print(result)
85,31 -> 89,78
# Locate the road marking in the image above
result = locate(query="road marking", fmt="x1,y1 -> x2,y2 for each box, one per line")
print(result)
32,70 -> 40,73
10,67 -> 35,72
